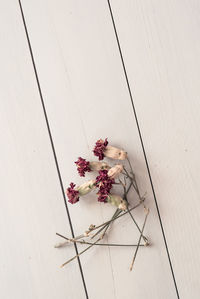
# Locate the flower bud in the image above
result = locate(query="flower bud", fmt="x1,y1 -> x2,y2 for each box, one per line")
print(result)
108,164 -> 123,179
107,194 -> 127,210
89,161 -> 110,171
104,145 -> 127,160
76,180 -> 96,196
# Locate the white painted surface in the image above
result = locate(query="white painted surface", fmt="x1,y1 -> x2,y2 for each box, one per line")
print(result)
110,0 -> 200,298
18,0 -> 177,298
0,1 -> 85,299
1,0 -> 200,298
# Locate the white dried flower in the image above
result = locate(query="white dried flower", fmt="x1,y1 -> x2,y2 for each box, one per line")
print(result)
104,145 -> 127,160
77,180 -> 96,196
108,164 -> 124,179
89,161 -> 110,171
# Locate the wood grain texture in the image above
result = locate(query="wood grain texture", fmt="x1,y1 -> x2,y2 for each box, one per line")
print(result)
110,0 -> 200,298
20,0 -> 178,298
0,1 -> 85,298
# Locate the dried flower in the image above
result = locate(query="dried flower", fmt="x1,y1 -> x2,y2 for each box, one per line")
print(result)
75,157 -> 91,177
107,194 -> 127,210
93,138 -> 108,160
67,180 -> 96,204
66,183 -> 80,204
96,170 -> 115,203
59,139 -> 150,271
89,161 -> 110,171
104,145 -> 127,160
93,138 -> 127,160
77,180 -> 96,196
108,164 -> 124,179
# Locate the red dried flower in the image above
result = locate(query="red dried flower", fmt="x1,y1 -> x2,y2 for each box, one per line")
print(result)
66,183 -> 79,204
93,138 -> 108,160
75,157 -> 91,177
97,193 -> 109,203
96,169 -> 114,203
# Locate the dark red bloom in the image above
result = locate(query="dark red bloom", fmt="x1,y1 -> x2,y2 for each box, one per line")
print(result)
97,193 -> 109,203
96,169 -> 114,203
93,138 -> 108,160
66,183 -> 79,204
75,157 -> 91,177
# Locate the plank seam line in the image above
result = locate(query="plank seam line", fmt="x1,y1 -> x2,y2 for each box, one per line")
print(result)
107,1 -> 180,298
18,1 -> 89,298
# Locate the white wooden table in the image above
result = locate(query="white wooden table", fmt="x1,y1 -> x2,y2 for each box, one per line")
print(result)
1,1 -> 200,298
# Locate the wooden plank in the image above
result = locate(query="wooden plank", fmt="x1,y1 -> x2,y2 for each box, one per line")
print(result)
20,0 -> 178,298
0,1 -> 86,298
109,0 -> 200,298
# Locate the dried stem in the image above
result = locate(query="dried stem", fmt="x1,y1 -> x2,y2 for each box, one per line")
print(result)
130,208 -> 149,271
124,160 -> 147,211
127,156 -> 134,176
91,208 -> 120,240
56,233 -> 145,248
119,178 -> 148,244
60,237 -> 102,268
65,199 -> 145,242
127,207 -> 148,244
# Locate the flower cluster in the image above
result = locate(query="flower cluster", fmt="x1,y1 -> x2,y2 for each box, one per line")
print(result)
93,138 -> 108,160
66,183 -> 79,204
57,139 -> 150,271
66,138 -> 127,210
96,170 -> 115,203
75,157 -> 91,177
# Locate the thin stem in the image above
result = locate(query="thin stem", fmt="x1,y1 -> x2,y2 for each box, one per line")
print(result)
119,178 -> 126,190
91,208 -> 119,240
94,200 -> 145,231
127,207 -> 148,244
67,180 -> 144,243
123,168 -> 132,179
124,162 -> 147,210
119,178 -> 148,243
102,209 -> 122,238
126,181 -> 133,195
124,184 -> 148,244
56,233 -> 145,247
60,237 -> 101,268
130,208 -> 149,271
123,167 -> 138,193
69,199 -> 145,241
127,156 -> 134,176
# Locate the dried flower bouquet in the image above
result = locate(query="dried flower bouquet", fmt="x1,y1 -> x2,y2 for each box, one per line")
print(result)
55,138 -> 150,271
